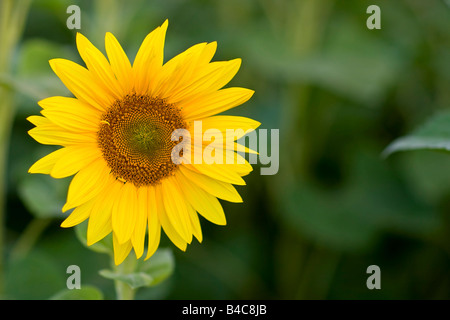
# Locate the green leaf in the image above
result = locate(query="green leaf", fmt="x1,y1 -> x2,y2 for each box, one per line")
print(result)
18,39 -> 67,75
238,18 -> 403,106
345,151 -> 438,236
5,251 -> 65,299
50,286 -> 104,300
0,72 -> 53,101
99,270 -> 154,290
2,39 -> 69,100
383,111 -> 450,157
74,220 -> 113,255
17,174 -> 69,219
99,249 -> 175,289
397,151 -> 450,203
257,53 -> 400,106
138,248 -> 175,286
280,183 -> 379,252
278,150 -> 438,252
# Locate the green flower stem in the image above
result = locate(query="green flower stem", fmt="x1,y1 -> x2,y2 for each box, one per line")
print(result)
113,255 -> 137,300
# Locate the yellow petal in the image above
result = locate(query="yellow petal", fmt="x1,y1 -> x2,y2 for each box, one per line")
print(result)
179,165 -> 242,203
28,147 -> 67,174
234,142 -> 259,155
62,158 -> 110,212
193,150 -> 254,177
39,96 -> 101,132
197,41 -> 217,66
132,187 -> 149,259
175,170 -> 226,225
185,163 -> 245,185
196,139 -> 258,158
145,185 -> 161,260
60,201 -> 93,228
226,152 -> 254,176
161,175 -> 192,244
112,182 -> 137,244
88,211 -> 112,246
113,232 -> 133,265
76,32 -> 123,99
158,43 -> 207,99
187,203 -> 202,243
27,115 -> 50,126
182,87 -> 254,121
200,116 -> 260,138
204,59 -> 242,91
160,42 -> 217,103
154,183 -> 187,252
151,41 -> 216,99
51,144 -> 101,178
86,178 -> 117,245
28,114 -> 97,146
105,32 -> 133,93
167,59 -> 242,105
133,20 -> 168,94
49,58 -> 113,112
196,150 -> 254,177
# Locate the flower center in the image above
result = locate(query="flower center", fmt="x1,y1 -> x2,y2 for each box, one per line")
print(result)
97,93 -> 186,187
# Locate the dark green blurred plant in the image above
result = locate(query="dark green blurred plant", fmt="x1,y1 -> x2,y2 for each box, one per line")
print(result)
0,0 -> 32,298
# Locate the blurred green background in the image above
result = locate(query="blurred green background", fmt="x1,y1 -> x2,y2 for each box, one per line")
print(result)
1,0 -> 449,299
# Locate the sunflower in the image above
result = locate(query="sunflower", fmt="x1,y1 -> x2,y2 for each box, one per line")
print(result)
27,20 -> 258,265
28,20 -> 260,265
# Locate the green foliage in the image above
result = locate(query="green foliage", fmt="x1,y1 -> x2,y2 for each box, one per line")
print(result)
137,248 -> 175,287
99,249 -> 174,289
280,151 -> 439,253
5,251 -> 65,299
74,221 -> 113,255
383,111 -> 450,156
17,174 -> 68,219
50,286 -> 104,300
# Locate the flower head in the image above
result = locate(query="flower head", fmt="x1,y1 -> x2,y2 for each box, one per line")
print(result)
28,20 -> 258,264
